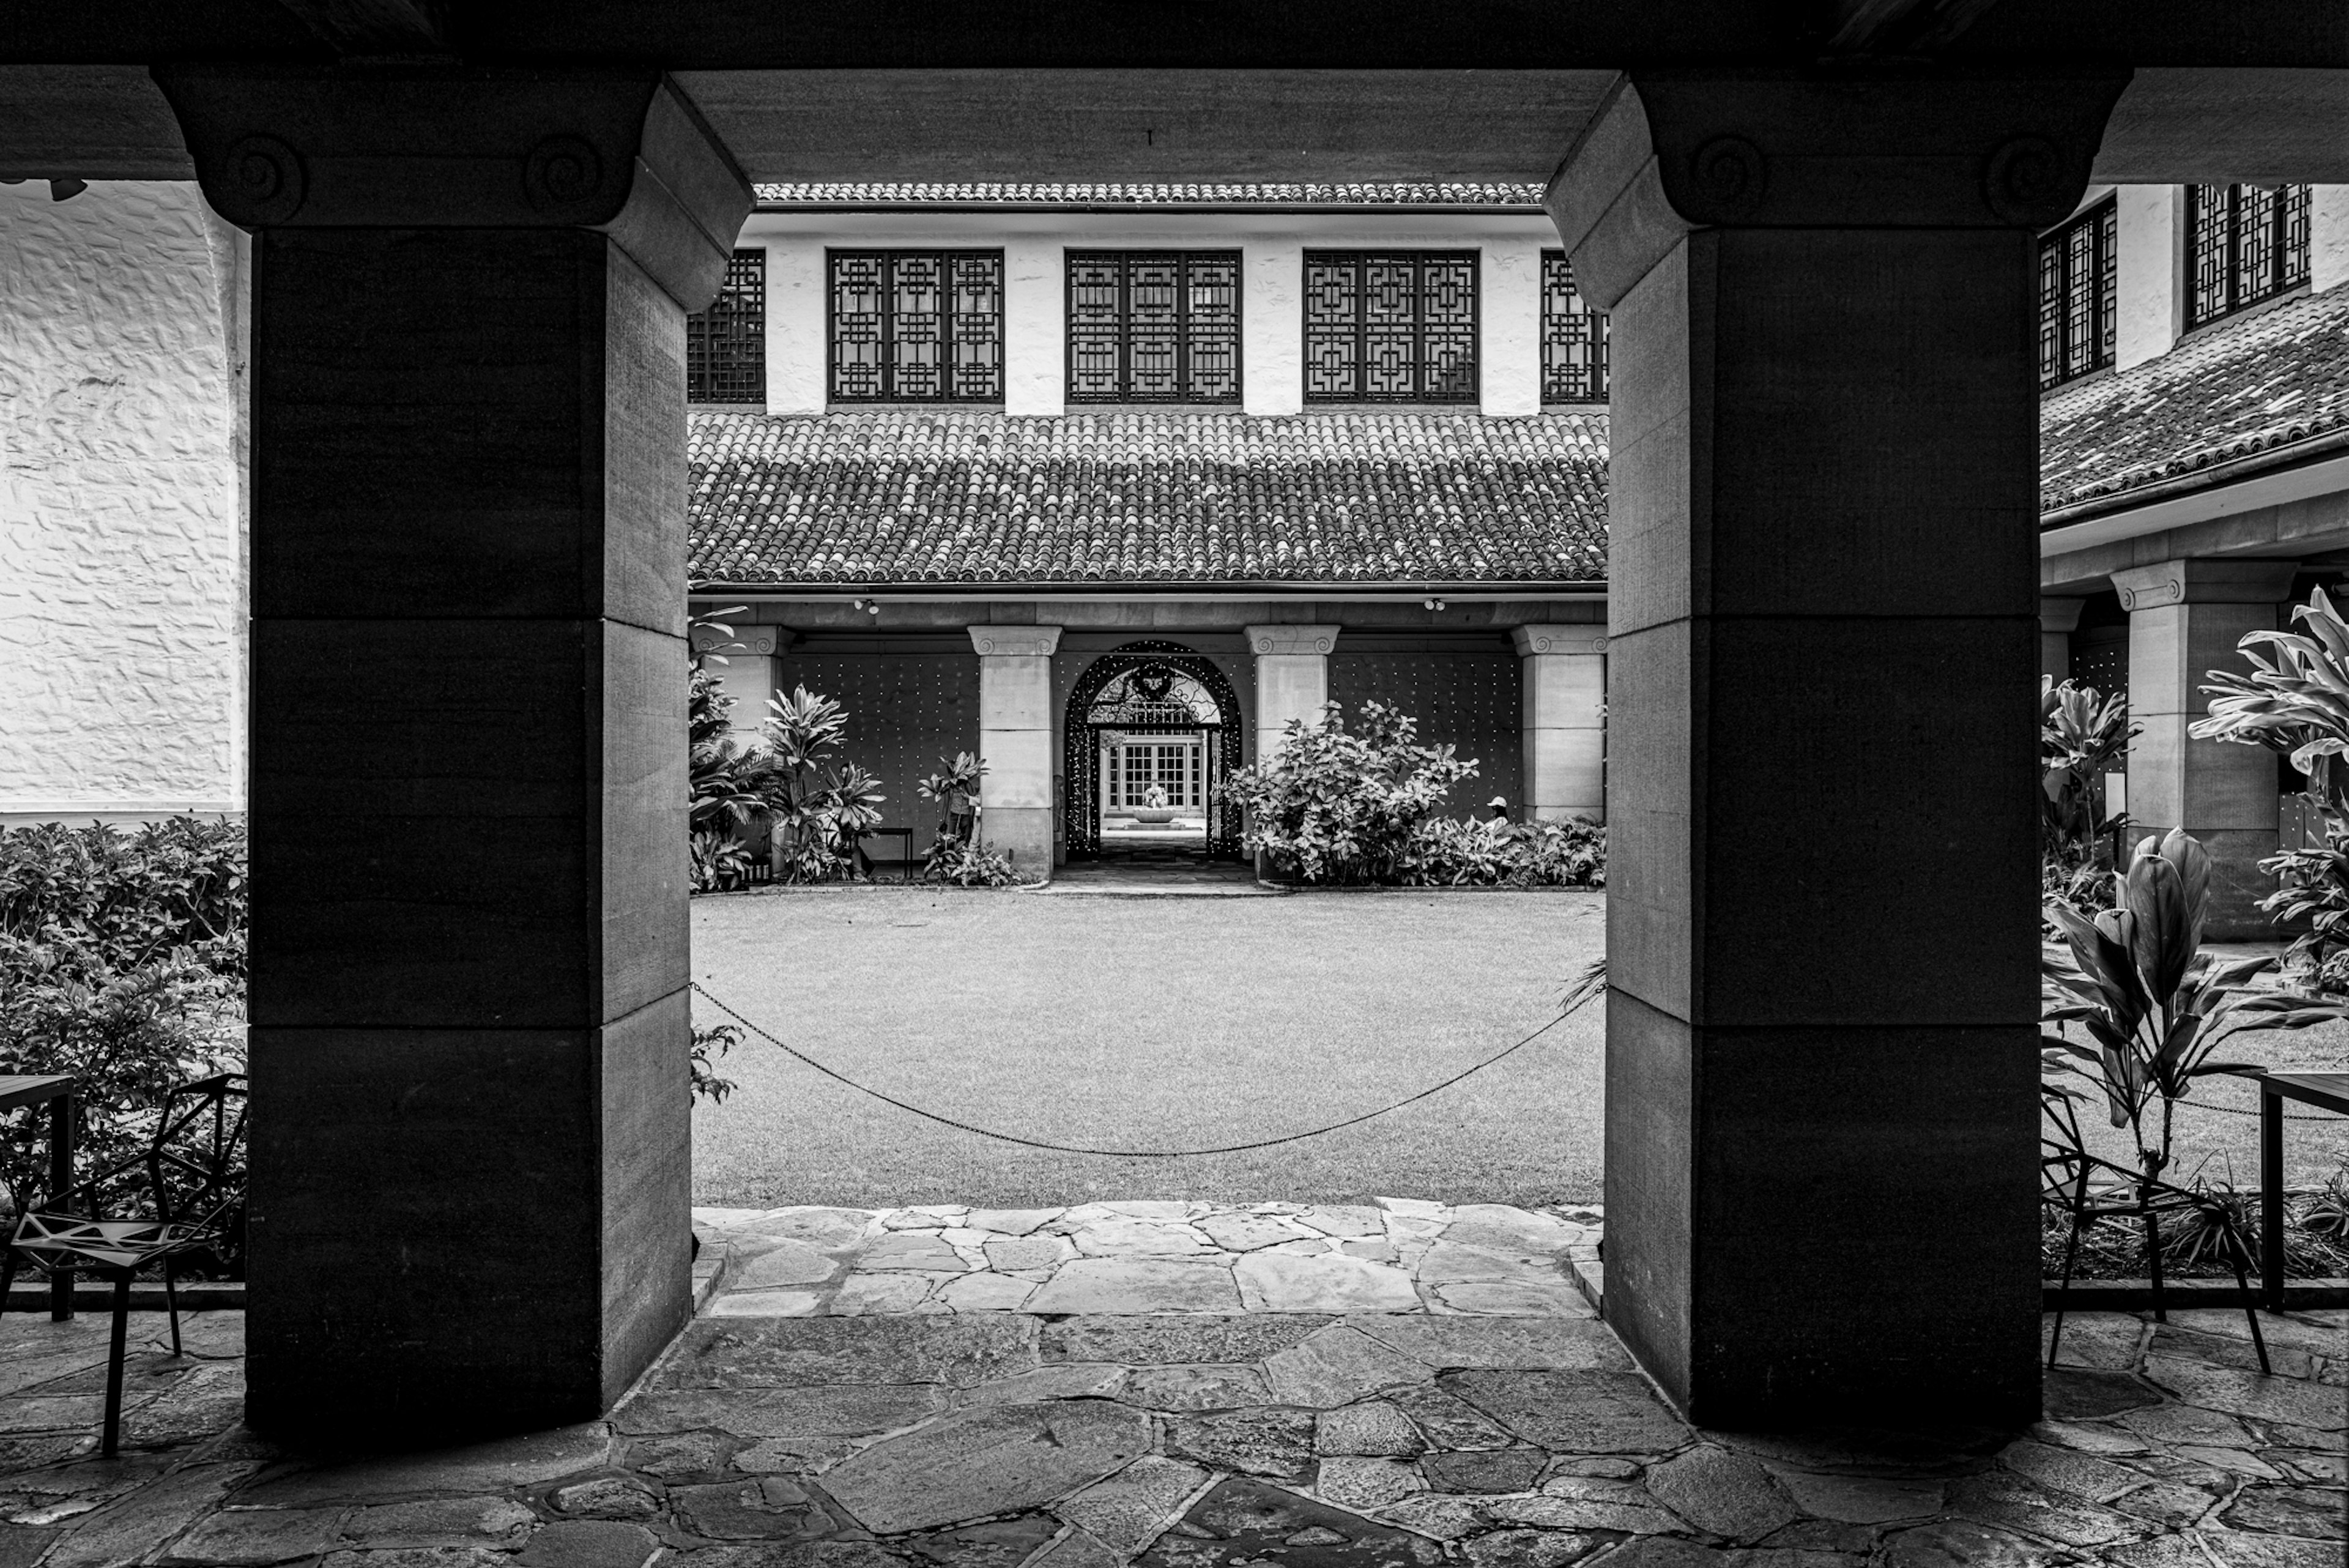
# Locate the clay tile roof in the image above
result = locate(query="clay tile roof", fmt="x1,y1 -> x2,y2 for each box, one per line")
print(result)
687,411 -> 1608,587
752,182 -> 1545,209
2040,286 -> 2349,518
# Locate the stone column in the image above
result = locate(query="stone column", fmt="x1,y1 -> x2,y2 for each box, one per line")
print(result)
2115,559 -> 2296,937
691,622 -> 792,732
157,66 -> 749,1438
1548,70 -> 2124,1426
969,625 -> 1062,872
2041,597 -> 2084,683
1247,625 -> 1341,761
1511,626 -> 1606,821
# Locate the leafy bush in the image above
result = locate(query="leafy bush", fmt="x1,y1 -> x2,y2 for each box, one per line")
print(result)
1400,816 -> 1606,888
0,819 -> 248,1218
1226,700 -> 1478,884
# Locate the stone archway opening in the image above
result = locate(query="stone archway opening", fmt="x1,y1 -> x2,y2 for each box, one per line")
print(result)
1062,640 -> 1247,863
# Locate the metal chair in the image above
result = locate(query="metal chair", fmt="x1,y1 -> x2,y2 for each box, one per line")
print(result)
2042,1083 -> 2269,1374
1,1074 -> 248,1455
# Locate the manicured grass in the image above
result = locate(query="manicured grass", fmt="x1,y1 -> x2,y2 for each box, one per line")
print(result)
691,886 -> 1606,1209
689,886 -> 2349,1212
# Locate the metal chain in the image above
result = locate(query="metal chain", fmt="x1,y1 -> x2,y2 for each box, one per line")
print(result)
688,979 -> 1598,1159
2174,1099 -> 2336,1122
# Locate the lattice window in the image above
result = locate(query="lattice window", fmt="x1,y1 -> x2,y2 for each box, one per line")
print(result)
1065,251 -> 1240,403
828,250 -> 1004,403
2037,200 -> 2117,392
686,250 -> 766,404
1539,252 -> 1609,404
2187,185 -> 2312,330
1304,251 -> 1479,403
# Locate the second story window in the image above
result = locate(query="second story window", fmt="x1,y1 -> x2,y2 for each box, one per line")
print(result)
2187,184 -> 2311,330
2038,199 -> 2115,392
829,250 -> 1004,404
1304,251 -> 1478,404
1540,252 -> 1609,404
688,250 -> 765,404
1067,252 -> 1241,404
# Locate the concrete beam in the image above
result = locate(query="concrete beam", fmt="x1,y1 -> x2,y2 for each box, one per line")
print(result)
9,63 -> 2349,190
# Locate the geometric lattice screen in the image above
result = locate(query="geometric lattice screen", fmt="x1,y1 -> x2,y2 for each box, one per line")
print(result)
1067,251 -> 1242,404
1303,251 -> 1479,403
829,251 -> 1006,404
2186,184 -> 2311,330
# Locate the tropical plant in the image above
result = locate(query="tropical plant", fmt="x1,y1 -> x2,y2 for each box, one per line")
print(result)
924,836 -> 1027,888
917,752 -> 985,849
762,687 -> 887,883
2041,676 -> 2136,858
2043,828 -> 2348,1198
686,604 -> 768,892
2195,586 -> 2349,988
2196,585 -> 2349,819
1226,700 -> 1479,884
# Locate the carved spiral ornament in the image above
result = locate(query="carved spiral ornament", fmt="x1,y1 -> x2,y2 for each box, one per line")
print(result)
1688,135 -> 1767,221
524,135 -> 604,211
1984,135 -> 2067,226
226,134 -> 305,223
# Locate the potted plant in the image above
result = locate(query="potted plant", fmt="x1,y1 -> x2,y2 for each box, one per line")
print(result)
2041,828 -> 2347,1356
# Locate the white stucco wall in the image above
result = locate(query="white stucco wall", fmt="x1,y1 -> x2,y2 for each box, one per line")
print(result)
0,180 -> 248,823
2312,185 -> 2349,295
732,210 -> 1562,418
2114,184 -> 2184,373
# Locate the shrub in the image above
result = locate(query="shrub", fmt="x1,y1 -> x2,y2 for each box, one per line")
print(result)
911,752 -> 1027,886
0,818 -> 249,1218
1226,700 -> 1478,884
1400,816 -> 1606,888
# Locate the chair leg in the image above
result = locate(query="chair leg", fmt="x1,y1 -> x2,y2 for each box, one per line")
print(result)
100,1275 -> 129,1459
161,1258 -> 181,1357
2049,1180 -> 2091,1369
2225,1239 -> 2273,1375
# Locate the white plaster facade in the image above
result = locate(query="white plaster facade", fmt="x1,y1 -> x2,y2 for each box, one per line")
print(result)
734,209 -> 1572,418
0,180 -> 248,825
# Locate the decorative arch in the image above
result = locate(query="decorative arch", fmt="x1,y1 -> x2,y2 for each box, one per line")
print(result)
1063,640 -> 1245,858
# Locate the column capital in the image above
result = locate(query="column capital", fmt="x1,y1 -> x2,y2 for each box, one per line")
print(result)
1545,70 -> 2128,310
968,625 -> 1062,657
2111,559 -> 2299,611
690,623 -> 795,658
2038,597 -> 2085,636
1245,625 -> 1341,656
1512,625 -> 1607,658
153,67 -> 751,310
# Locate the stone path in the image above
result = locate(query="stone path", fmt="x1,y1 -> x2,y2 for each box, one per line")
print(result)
0,1200 -> 2338,1567
691,1200 -> 1606,1321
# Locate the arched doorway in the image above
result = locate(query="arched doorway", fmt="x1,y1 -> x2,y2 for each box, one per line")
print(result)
1063,641 -> 1245,860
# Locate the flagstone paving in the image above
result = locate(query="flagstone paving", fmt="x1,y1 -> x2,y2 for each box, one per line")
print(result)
0,1200 -> 2337,1566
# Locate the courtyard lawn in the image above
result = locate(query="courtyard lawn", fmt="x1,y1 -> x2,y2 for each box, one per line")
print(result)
689,887 -> 2349,1214
691,886 -> 1607,1209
